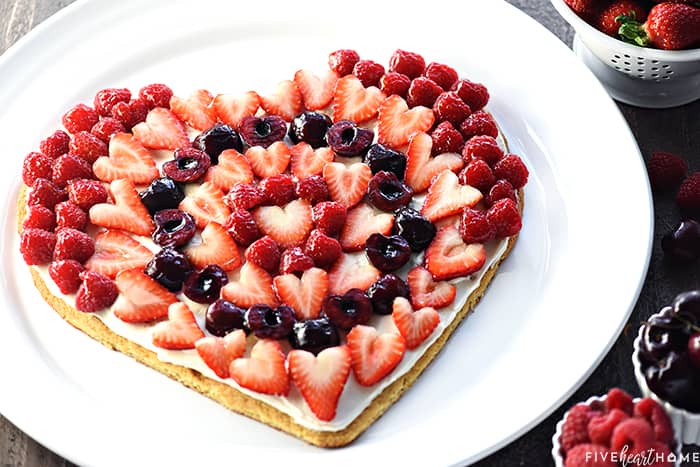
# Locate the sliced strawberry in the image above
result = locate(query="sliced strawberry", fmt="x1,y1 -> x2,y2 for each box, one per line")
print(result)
340,203 -> 394,251
405,132 -> 463,193
152,302 -> 205,350
85,230 -> 153,278
184,222 -> 241,271
92,132 -> 159,184
259,80 -> 302,122
377,95 -> 435,149
221,262 -> 278,308
332,75 -> 385,123
421,170 -> 482,222
252,198 -> 312,248
347,325 -> 406,386
132,107 -> 189,150
392,296 -> 440,350
288,346 -> 351,421
244,141 -> 291,179
425,226 -> 486,280
328,253 -> 382,295
213,91 -> 260,127
273,267 -> 328,320
204,149 -> 253,192
179,181 -> 231,229
290,143 -> 334,179
230,339 -> 289,395
322,161 -> 371,209
113,268 -> 178,323
195,330 -> 247,379
294,69 -> 339,111
89,179 -> 154,236
407,266 -> 456,309
169,89 -> 217,131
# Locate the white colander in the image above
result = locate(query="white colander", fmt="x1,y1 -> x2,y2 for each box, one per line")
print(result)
550,0 -> 700,108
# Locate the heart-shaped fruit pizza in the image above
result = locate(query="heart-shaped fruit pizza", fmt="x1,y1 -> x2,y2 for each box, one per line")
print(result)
17,48 -> 528,447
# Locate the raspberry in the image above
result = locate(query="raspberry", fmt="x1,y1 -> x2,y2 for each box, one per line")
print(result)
462,135 -> 504,166
460,110 -> 498,140
406,77 -> 442,108
493,154 -> 529,190
224,183 -> 265,211
486,179 -> 516,206
62,104 -> 99,134
676,172 -> 700,215
27,178 -> 66,209
260,174 -> 296,206
380,72 -> 411,98
424,62 -> 459,90
304,229 -> 342,269
279,247 -> 314,275
388,49 -> 425,79
69,131 -> 108,163
433,91 -> 471,127
55,201 -> 88,231
560,404 -> 593,453
39,130 -> 70,158
91,118 -> 125,143
563,443 -> 615,467
67,179 -> 108,210
93,88 -> 131,116
225,209 -> 261,246
19,228 -> 57,265
605,388 -> 634,415
312,201 -> 347,237
75,271 -> 118,313
22,152 -> 53,186
48,259 -> 85,294
295,175 -> 330,204
431,121 -> 464,155
328,49 -> 360,77
646,151 -> 687,192
353,60 -> 385,87
459,159 -> 496,192
22,205 -> 56,231
487,198 -> 522,239
245,236 -> 281,274
139,83 -> 174,109
459,208 -> 495,243
587,409 -> 629,446
111,98 -> 148,129
54,227 -> 95,263
51,153 -> 93,188
633,398 -> 674,444
451,79 -> 489,112
610,418 -> 654,453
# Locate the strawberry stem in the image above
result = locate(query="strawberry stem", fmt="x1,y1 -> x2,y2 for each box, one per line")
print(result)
616,12 -> 650,47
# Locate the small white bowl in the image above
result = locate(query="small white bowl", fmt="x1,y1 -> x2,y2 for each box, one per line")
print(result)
551,394 -> 681,466
633,319 -> 700,446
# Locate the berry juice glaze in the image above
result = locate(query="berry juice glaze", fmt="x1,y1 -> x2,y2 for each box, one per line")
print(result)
30,106 -> 515,431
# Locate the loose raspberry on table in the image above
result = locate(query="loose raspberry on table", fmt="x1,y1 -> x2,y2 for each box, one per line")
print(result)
587,408 -> 629,446
493,154 -> 529,189
311,201 -> 346,237
224,183 -> 265,211
486,179 -> 516,206
62,103 -> 99,134
424,62 -> 459,90
459,159 -> 496,192
22,151 -> 53,186
260,174 -> 296,206
304,229 -> 341,269
279,247 -> 314,275
563,443 -> 615,467
406,77 -> 442,108
353,60 -> 385,87
51,153 -> 93,188
67,179 -> 108,211
111,98 -> 148,129
22,205 -> 56,232
139,83 -> 174,109
487,198 -> 522,238
460,110 -> 498,140
39,130 -> 70,158
646,151 -> 687,192
75,271 -> 118,313
328,49 -> 360,77
225,209 -> 262,246
462,135 -> 503,166
431,121 -> 464,155
380,72 -> 411,98
459,208 -> 495,244
48,259 -> 85,294
20,228 -> 56,265
91,118 -> 125,143
69,131 -> 108,163
676,172 -> 700,215
54,227 -> 95,263
93,88 -> 131,116
295,175 -> 330,204
55,201 -> 88,231
388,49 -> 425,79
605,387 -> 634,415
452,79 -> 489,112
27,178 -> 66,210
245,236 -> 281,274
433,91 -> 471,127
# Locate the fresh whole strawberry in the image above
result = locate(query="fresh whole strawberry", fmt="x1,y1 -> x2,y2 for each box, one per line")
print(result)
595,0 -> 648,37
618,3 -> 700,50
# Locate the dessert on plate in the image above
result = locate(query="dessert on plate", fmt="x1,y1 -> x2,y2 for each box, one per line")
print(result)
17,48 -> 527,447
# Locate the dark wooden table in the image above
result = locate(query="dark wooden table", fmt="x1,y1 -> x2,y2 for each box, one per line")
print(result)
1,0 -> 699,465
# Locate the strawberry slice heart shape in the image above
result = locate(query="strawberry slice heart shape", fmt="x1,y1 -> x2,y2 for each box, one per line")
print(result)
323,162 -> 372,209
378,95 -> 435,149
113,268 -> 178,323
290,143 -> 334,179
332,75 -> 385,123
184,221 -> 241,271
347,325 -> 406,386
152,302 -> 205,350
204,149 -> 253,192
170,88 -> 217,131
328,252 -> 382,295
288,345 -> 351,422
213,90 -> 260,127
273,267 -> 329,320
407,266 -> 457,309
252,198 -> 312,248
425,226 -> 487,281
421,169 -> 482,222
93,132 -> 159,185
391,297 -> 440,350
245,141 -> 291,178
195,329 -> 247,379
294,69 -> 339,111
259,80 -> 302,122
340,202 -> 395,252
179,181 -> 230,229
132,107 -> 189,150
85,229 -> 153,278
230,339 -> 289,396
88,178 -> 155,236
405,132 -> 464,193
222,262 -> 279,308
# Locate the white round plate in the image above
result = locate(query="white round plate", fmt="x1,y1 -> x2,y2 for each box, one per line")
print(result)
0,0 -> 652,465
